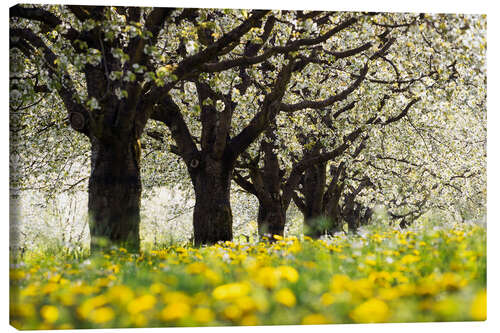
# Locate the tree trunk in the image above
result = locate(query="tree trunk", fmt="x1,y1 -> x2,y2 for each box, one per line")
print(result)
324,182 -> 345,234
257,198 -> 286,239
302,163 -> 328,238
303,212 -> 329,238
192,156 -> 233,246
325,201 -> 344,234
88,136 -> 142,252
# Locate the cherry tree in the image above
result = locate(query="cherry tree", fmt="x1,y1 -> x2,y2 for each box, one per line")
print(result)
10,5 -> 268,251
10,6 -> 486,247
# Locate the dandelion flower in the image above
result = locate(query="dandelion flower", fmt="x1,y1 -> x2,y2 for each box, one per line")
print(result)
274,288 -> 296,307
470,290 -> 486,320
302,313 -> 329,325
350,298 -> 389,323
40,305 -> 59,323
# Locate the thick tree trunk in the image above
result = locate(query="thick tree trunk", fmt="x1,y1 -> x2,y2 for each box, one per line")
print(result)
303,212 -> 329,238
300,163 -> 347,237
257,199 -> 286,239
323,181 -> 346,234
302,163 -> 329,238
88,136 -> 142,252
325,201 -> 344,234
192,156 -> 233,246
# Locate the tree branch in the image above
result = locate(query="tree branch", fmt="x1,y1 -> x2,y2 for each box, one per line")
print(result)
10,27 -> 90,136
10,5 -> 62,28
383,98 -> 420,125
150,95 -> 199,169
127,8 -> 173,65
233,169 -> 258,196
280,63 -> 369,112
149,10 -> 269,99
282,128 -> 364,205
229,58 -> 296,160
199,16 -> 359,73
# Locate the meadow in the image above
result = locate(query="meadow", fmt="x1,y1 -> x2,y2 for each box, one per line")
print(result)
9,220 -> 486,329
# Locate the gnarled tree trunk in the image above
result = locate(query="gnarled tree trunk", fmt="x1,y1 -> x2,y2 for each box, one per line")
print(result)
257,198 -> 286,239
324,187 -> 344,234
88,135 -> 142,252
301,162 -> 330,237
192,155 -> 233,245
296,162 -> 346,237
255,137 -> 287,240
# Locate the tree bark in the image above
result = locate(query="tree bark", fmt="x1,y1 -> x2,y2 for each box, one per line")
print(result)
324,190 -> 344,234
297,162 -> 347,237
191,155 -> 233,246
257,198 -> 286,239
255,136 -> 287,240
302,163 -> 329,237
88,135 -> 141,252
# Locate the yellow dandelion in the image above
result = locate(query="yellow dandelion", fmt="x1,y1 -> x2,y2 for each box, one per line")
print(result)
302,313 -> 329,325
350,298 -> 389,323
235,296 -> 257,313
433,298 -> 459,318
193,307 -> 214,323
416,280 -> 440,296
40,305 -> 59,323
57,290 -> 76,306
77,295 -> 109,319
41,282 -> 59,294
277,266 -> 299,283
223,304 -> 242,320
377,287 -> 400,301
107,285 -> 134,304
186,262 -> 208,274
203,269 -> 222,284
240,314 -> 259,325
48,273 -> 62,283
400,254 -> 420,265
365,258 -> 377,266
150,283 -> 166,294
127,294 -> 157,315
255,266 -> 280,288
348,278 -> 373,299
329,274 -> 351,294
108,264 -> 120,273
320,292 -> 335,306
368,271 -> 393,287
94,277 -> 111,287
470,290 -> 486,321
20,283 -> 38,297
89,307 -> 115,324
440,272 -> 466,291
274,288 -> 296,307
131,313 -> 147,326
213,282 -> 250,300
160,302 -> 191,321
163,291 -> 191,305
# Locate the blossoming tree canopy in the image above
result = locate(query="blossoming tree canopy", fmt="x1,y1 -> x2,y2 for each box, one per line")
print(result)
10,6 -> 486,248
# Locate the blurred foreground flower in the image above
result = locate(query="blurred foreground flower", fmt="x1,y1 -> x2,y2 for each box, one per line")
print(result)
350,298 -> 389,323
470,290 -> 486,320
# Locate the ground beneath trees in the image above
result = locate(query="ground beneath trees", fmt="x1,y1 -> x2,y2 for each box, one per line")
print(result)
10,222 -> 486,329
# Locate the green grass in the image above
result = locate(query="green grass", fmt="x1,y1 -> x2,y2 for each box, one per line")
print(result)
10,220 -> 486,329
